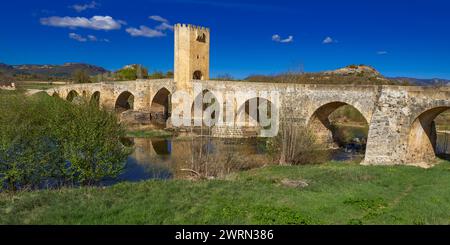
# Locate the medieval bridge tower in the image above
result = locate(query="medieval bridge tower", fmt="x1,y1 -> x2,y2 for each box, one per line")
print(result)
45,23 -> 450,167
174,23 -> 210,92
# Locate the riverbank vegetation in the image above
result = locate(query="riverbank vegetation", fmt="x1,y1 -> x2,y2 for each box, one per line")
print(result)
126,129 -> 173,138
0,90 -> 130,191
1,161 -> 450,224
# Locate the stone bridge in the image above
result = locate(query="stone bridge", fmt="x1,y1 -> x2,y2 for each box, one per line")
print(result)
41,23 -> 450,167
45,79 -> 450,167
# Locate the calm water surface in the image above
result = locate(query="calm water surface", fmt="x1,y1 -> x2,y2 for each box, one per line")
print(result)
116,136 -> 363,183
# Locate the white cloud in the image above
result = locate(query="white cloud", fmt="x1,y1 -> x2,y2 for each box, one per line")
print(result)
156,22 -> 174,31
126,26 -> 166,38
323,36 -> 335,44
88,35 -> 97,41
377,51 -> 388,55
69,33 -> 109,42
280,36 -> 293,43
40,16 -> 123,30
127,15 -> 173,38
69,33 -> 87,42
272,34 -> 293,43
149,15 -> 169,23
272,34 -> 281,42
71,1 -> 99,12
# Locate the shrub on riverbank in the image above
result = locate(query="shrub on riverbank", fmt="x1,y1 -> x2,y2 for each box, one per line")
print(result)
267,123 -> 329,165
0,91 -> 130,191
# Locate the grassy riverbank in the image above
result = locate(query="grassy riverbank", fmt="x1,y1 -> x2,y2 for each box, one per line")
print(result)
2,161 -> 450,225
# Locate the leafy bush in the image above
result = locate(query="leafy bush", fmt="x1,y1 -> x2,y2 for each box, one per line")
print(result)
115,65 -> 149,80
267,123 -> 329,165
72,69 -> 91,83
0,91 -> 130,191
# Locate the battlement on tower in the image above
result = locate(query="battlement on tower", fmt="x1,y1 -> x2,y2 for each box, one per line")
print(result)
174,23 -> 210,90
174,23 -> 210,32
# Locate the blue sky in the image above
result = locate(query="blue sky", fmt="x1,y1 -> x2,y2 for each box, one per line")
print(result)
0,0 -> 449,79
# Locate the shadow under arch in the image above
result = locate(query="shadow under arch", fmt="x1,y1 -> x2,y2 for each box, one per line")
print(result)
151,138 -> 172,156
191,89 -> 220,126
115,91 -> 135,113
90,91 -> 100,106
151,87 -> 171,125
66,90 -> 79,102
236,97 -> 276,128
307,102 -> 369,148
406,106 -> 450,164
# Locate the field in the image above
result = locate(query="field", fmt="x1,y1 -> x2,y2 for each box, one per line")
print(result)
1,161 -> 450,225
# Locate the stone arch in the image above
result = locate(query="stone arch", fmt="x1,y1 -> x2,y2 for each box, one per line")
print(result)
307,102 -> 369,147
236,97 -> 276,128
151,87 -> 171,124
193,70 -> 203,80
90,91 -> 100,106
52,91 -> 60,98
66,90 -> 79,102
191,89 -> 220,125
115,91 -> 135,113
406,106 -> 450,164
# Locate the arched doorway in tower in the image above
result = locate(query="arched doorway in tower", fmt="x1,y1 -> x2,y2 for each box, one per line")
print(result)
115,91 -> 135,113
406,107 -> 450,165
150,88 -> 171,126
66,90 -> 79,102
193,70 -> 203,80
308,102 -> 369,161
90,91 -> 100,107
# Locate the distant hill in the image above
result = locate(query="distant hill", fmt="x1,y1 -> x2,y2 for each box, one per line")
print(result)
246,65 -> 450,86
324,65 -> 382,78
389,77 -> 450,86
0,63 -> 109,81
246,65 -> 393,85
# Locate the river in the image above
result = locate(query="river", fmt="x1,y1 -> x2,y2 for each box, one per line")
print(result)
114,136 -> 365,183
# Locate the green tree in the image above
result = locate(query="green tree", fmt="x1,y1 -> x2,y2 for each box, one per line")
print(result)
0,91 -> 130,191
73,69 -> 91,83
115,65 -> 149,80
166,71 -> 174,78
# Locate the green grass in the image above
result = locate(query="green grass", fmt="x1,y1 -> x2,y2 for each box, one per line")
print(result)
2,161 -> 450,224
126,129 -> 173,138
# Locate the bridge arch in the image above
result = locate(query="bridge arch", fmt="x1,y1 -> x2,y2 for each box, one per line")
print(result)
66,90 -> 79,102
90,91 -> 100,106
406,106 -> 450,164
150,87 -> 171,124
115,91 -> 135,113
236,97 -> 276,129
307,102 -> 369,148
191,89 -> 220,125
52,91 -> 60,98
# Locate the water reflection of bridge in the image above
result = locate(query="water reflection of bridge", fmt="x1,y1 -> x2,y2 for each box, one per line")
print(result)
126,137 -> 273,180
